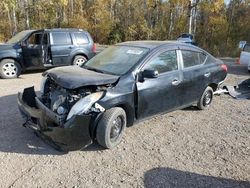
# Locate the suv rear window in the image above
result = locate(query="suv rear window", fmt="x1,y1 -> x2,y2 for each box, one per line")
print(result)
182,51 -> 205,68
52,32 -> 71,45
73,32 -> 89,44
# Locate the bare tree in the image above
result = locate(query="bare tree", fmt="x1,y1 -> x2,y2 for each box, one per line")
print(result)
188,0 -> 200,34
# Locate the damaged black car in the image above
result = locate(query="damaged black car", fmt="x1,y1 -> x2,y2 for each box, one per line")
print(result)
17,41 -> 227,151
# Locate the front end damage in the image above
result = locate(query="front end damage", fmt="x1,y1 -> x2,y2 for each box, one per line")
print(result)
17,77 -> 108,151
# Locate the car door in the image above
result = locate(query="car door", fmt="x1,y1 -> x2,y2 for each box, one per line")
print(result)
136,49 -> 183,119
22,31 -> 44,68
178,48 -> 209,106
50,32 -> 73,65
240,44 -> 250,65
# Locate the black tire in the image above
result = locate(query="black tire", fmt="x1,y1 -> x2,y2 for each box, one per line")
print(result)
197,86 -> 214,110
248,70 -> 250,73
0,59 -> 21,79
96,107 -> 127,149
72,55 -> 87,66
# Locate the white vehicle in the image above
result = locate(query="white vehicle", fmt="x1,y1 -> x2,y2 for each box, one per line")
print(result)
239,43 -> 250,72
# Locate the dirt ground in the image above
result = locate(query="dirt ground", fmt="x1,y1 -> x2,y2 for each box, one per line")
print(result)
0,59 -> 249,188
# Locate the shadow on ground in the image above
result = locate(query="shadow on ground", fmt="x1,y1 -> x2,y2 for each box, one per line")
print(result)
144,167 -> 250,188
0,93 -> 101,155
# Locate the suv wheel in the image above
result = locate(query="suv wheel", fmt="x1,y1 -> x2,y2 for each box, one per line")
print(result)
0,59 -> 21,79
72,55 -> 87,66
96,107 -> 126,149
197,86 -> 213,110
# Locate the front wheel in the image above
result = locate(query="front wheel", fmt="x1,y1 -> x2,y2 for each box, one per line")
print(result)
0,59 -> 21,79
197,86 -> 213,110
72,55 -> 87,66
96,107 -> 127,149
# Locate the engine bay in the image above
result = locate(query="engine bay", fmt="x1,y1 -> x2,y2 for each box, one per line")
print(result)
41,77 -> 108,119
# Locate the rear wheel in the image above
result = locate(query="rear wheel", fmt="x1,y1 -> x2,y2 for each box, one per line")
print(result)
0,59 -> 21,79
197,86 -> 213,110
96,107 -> 126,149
72,55 -> 87,66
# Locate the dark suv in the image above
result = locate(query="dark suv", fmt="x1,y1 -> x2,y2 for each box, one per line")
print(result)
0,28 -> 96,79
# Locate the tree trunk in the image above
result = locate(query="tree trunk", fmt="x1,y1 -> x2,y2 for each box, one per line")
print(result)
168,6 -> 174,39
6,6 -> 12,34
12,6 -> 17,34
24,0 -> 30,29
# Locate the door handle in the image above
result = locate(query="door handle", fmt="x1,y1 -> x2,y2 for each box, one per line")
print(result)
172,79 -> 181,86
69,46 -> 73,49
204,72 -> 211,77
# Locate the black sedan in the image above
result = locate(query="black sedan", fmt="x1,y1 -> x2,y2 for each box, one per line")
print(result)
17,41 -> 227,151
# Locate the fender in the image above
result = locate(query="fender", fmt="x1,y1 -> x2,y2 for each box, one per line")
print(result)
0,45 -> 25,69
69,49 -> 90,63
98,75 -> 137,127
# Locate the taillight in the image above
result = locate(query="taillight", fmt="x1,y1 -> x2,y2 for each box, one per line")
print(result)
92,43 -> 96,53
221,64 -> 228,72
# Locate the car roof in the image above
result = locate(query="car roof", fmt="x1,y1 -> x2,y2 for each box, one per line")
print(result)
32,28 -> 88,33
117,40 -> 200,50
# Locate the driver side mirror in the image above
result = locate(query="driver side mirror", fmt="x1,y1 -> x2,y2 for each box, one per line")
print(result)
138,69 -> 158,82
142,69 -> 159,78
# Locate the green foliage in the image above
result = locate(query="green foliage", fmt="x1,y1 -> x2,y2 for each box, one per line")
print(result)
0,0 -> 249,56
107,24 -> 125,44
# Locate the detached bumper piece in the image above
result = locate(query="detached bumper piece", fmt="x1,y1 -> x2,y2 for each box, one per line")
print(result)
17,87 -> 93,151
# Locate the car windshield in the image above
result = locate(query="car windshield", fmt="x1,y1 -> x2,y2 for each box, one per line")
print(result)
6,30 -> 31,44
83,45 -> 149,75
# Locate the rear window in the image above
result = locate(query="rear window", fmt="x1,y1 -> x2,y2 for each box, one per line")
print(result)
205,55 -> 216,64
73,32 -> 89,44
52,32 -> 71,45
243,44 -> 250,52
182,51 -> 205,68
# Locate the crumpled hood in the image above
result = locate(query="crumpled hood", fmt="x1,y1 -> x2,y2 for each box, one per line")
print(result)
43,66 -> 119,89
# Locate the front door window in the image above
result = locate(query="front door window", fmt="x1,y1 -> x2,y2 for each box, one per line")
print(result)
143,50 -> 178,73
26,32 -> 43,47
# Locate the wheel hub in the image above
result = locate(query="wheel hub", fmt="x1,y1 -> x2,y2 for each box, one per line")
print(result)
204,91 -> 212,105
2,63 -> 17,77
110,116 -> 123,140
75,58 -> 86,66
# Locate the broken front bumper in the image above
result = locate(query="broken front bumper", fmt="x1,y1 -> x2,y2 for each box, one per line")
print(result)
17,87 -> 93,151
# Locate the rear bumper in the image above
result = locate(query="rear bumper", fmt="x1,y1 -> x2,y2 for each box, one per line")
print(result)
17,87 -> 93,151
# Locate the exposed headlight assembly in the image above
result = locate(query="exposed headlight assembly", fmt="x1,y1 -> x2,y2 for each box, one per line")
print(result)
66,92 -> 104,121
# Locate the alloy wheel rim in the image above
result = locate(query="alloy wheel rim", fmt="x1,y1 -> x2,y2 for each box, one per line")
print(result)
75,58 -> 86,66
2,62 -> 17,77
110,116 -> 123,142
204,91 -> 212,105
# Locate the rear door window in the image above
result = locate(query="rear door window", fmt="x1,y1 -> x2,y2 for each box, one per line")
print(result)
51,32 -> 72,45
143,50 -> 178,74
73,32 -> 89,44
182,50 -> 206,68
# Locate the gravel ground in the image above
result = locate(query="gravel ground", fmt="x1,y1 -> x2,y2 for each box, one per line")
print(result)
0,60 -> 249,188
